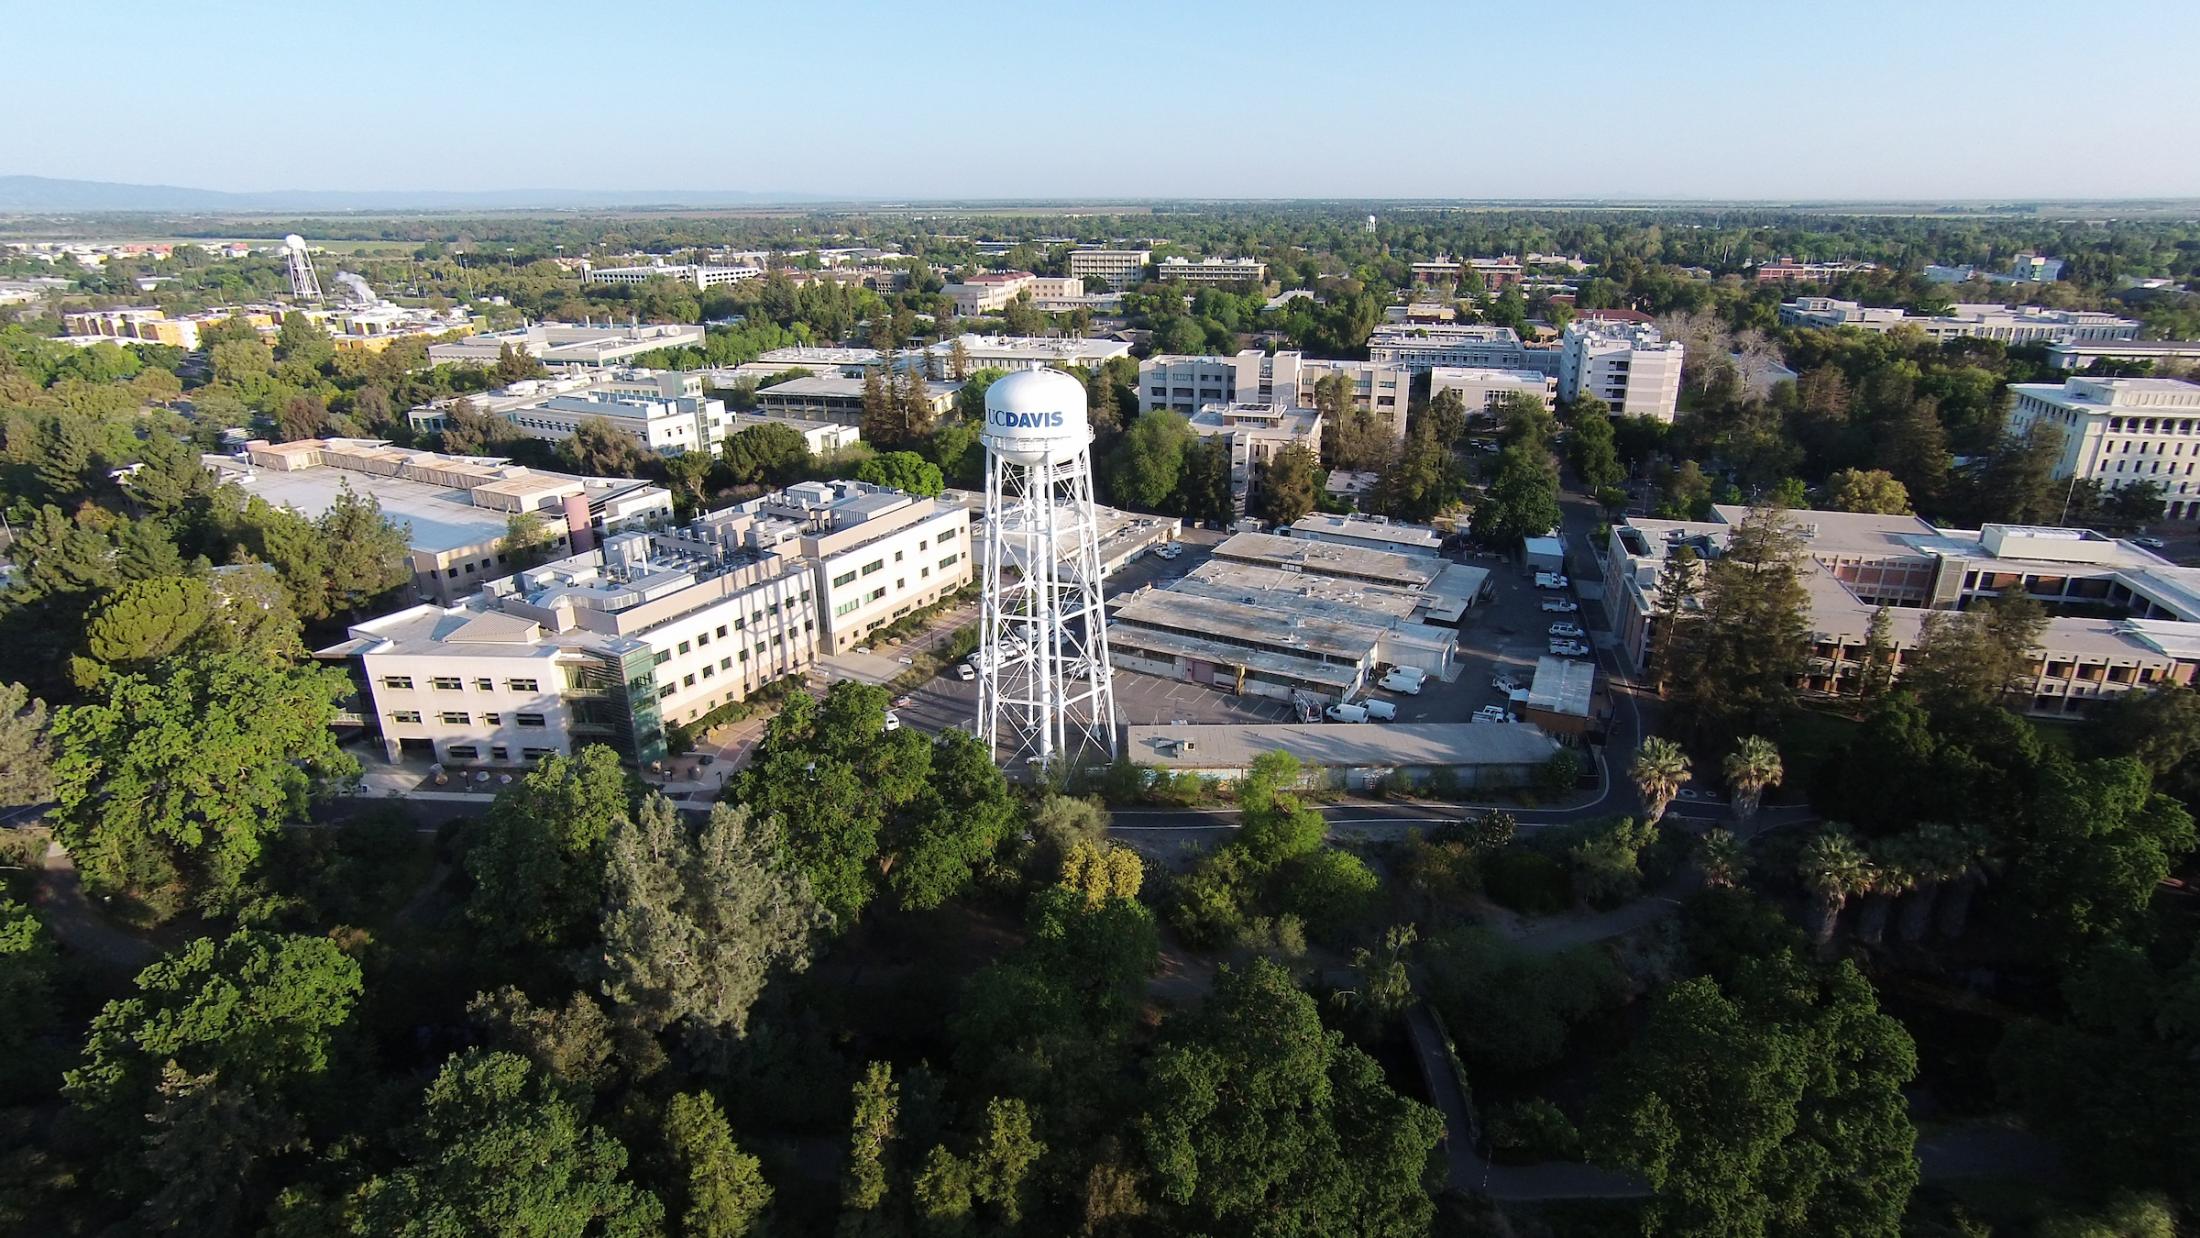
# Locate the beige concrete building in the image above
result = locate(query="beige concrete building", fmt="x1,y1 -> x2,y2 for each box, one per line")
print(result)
1188,402 -> 1324,515
1778,297 -> 2140,345
1602,505 -> 2200,717
207,438 -> 675,605
1137,350 -> 1411,445
2003,376 -> 2200,518
428,322 -> 705,368
1154,256 -> 1267,287
1558,320 -> 1685,420
1430,366 -> 1558,413
944,271 -> 1082,316
1067,248 -> 1151,289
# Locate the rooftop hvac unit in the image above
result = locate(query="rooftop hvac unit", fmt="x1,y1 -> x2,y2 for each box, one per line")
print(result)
1177,739 -> 1198,754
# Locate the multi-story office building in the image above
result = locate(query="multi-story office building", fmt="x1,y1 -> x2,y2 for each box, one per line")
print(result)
1187,402 -> 1324,515
410,370 -> 729,456
724,411 -> 861,456
207,438 -> 674,604
924,333 -> 1131,373
429,322 -> 705,368
1154,256 -> 1268,286
944,271 -> 1082,316
1603,506 -> 2200,716
1778,298 -> 2140,345
1067,248 -> 1151,289
708,480 -> 973,653
1557,320 -> 1685,420
1754,258 -> 1878,284
1366,323 -> 1554,374
1136,351 -> 1409,445
1409,257 -> 1524,290
2046,339 -> 2200,372
2004,376 -> 2200,518
585,261 -> 762,289
325,479 -> 972,769
328,531 -> 821,769
1430,367 -> 1558,413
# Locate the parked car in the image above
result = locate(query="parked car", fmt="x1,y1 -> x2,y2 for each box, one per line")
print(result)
1156,543 -> 1182,560
1325,702 -> 1370,723
1534,572 -> 1570,590
2135,535 -> 2167,549
881,710 -> 902,733
1363,699 -> 1397,721
1549,639 -> 1591,657
1472,705 -> 1513,724
1548,622 -> 1586,639
893,695 -> 914,709
1490,672 -> 1521,693
1540,597 -> 1579,614
1378,669 -> 1425,695
954,662 -> 977,681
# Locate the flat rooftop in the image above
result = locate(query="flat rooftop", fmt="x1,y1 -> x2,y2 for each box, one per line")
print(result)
1108,624 -> 1359,690
211,458 -> 508,554
1289,513 -> 1444,554
1112,586 -> 1379,662
1214,531 -> 1443,589
1123,722 -> 1557,772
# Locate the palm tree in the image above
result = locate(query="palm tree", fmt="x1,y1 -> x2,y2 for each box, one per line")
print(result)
1697,828 -> 1746,889
1857,837 -> 1917,947
1895,823 -> 1976,944
1797,825 -> 1876,956
1722,736 -> 1783,828
1631,737 -> 1692,824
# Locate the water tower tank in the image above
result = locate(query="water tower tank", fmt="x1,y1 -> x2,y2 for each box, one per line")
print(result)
981,369 -> 1089,466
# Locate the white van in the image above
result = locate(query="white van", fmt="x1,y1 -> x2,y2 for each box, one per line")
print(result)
1363,699 -> 1397,721
1325,702 -> 1370,723
1378,669 -> 1425,695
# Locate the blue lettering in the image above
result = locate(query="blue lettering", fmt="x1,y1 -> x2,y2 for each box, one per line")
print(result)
988,409 -> 1069,430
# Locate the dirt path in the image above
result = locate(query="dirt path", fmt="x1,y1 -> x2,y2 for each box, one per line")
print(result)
32,841 -> 158,973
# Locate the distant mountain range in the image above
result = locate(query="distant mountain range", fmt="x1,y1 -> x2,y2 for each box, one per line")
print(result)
0,175 -> 825,213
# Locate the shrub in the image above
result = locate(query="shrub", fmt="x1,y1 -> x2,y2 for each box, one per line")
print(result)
1486,1097 -> 1582,1162
1423,928 -> 1628,1073
1538,749 -> 1583,796
1276,849 -> 1379,940
1482,849 -> 1573,916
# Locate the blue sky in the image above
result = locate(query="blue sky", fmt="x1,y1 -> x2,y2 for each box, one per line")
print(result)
12,0 -> 2200,200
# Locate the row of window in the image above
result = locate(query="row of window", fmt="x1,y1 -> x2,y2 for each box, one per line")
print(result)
391,710 -> 546,727
444,744 -> 560,762
383,676 -> 540,693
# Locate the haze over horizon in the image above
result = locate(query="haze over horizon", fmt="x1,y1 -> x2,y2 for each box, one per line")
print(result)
12,0 -> 2200,204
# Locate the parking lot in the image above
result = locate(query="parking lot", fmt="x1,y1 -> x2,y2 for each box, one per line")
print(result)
889,528 -> 1604,741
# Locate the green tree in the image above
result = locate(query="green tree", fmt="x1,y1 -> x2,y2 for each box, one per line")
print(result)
1109,409 -> 1195,511
1592,958 -> 1918,1238
1471,439 -> 1562,547
355,1049 -> 663,1238
1568,403 -> 1625,493
1569,814 -> 1661,907
1139,958 -> 1443,1237
1367,418 -> 1458,522
0,681 -> 54,805
1178,438 -> 1236,526
1670,507 -> 1810,746
597,796 -> 825,1056
1256,443 -> 1320,526
464,745 -> 634,949
839,1061 -> 901,1231
0,897 -> 59,1099
1821,468 -> 1911,515
51,654 -> 359,914
66,930 -> 361,1157
502,510 -> 560,572
722,422 -> 811,486
1856,604 -> 1897,700
854,449 -> 945,497
1903,592 -> 2046,718
1422,927 -> 1628,1072
1698,828 -> 1747,889
665,1091 -> 772,1238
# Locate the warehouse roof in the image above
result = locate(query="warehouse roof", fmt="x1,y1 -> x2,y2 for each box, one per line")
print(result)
1124,722 -> 1557,772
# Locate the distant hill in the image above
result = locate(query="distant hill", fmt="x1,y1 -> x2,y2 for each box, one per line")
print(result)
0,175 -> 824,213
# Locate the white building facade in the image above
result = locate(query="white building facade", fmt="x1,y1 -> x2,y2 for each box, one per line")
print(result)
2005,377 -> 2200,518
1067,248 -> 1151,289
1430,367 -> 1558,413
1557,320 -> 1684,420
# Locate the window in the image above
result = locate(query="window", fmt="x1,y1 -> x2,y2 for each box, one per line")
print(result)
738,649 -> 749,662
861,559 -> 885,577
894,550 -> 904,563
446,745 -> 479,761
475,678 -> 493,692
440,711 -> 470,725
483,713 -> 502,726
659,684 -> 676,699
832,569 -> 858,587
432,677 -> 463,691
390,710 -> 422,724
683,674 -> 697,687
382,675 -> 415,690
516,713 -> 546,728
522,747 -> 557,760
866,587 -> 886,603
835,598 -> 861,617
720,657 -> 732,670
653,651 -> 672,666
939,553 -> 960,569
678,640 -> 691,655
716,625 -> 729,638
696,632 -> 710,648
507,678 -> 539,693
701,665 -> 715,679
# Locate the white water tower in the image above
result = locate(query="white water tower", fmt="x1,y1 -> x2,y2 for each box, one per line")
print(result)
283,234 -> 322,301
976,369 -> 1117,768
